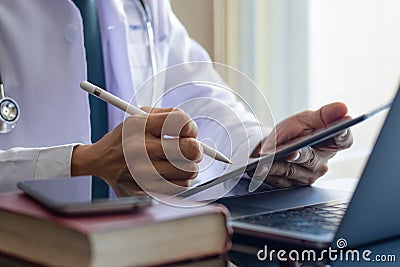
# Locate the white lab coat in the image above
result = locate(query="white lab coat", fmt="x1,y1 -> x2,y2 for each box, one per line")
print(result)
0,0 -> 268,193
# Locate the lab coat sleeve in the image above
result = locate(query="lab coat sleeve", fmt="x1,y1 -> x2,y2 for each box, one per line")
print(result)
0,144 -> 76,193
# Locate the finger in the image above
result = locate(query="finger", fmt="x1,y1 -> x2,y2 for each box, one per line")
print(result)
153,160 -> 198,180
268,161 -> 296,178
268,162 -> 316,186
264,175 -> 298,188
319,102 -> 349,125
147,137 -> 202,162
253,164 -> 271,177
169,179 -> 190,187
140,106 -> 177,114
314,129 -> 353,151
285,146 -> 315,167
255,155 -> 327,188
263,103 -> 349,150
145,109 -> 198,138
333,128 -> 353,148
269,153 -> 329,185
179,137 -> 203,162
292,102 -> 348,130
290,159 -> 329,185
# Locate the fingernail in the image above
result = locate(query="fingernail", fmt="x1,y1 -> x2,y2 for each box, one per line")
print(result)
340,129 -> 349,138
334,129 -> 349,146
336,129 -> 348,140
287,151 -> 301,163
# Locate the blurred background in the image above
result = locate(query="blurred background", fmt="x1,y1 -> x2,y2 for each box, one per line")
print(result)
171,0 -> 400,181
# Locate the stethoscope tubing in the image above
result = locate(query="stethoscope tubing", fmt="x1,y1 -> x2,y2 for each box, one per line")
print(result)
137,0 -> 158,104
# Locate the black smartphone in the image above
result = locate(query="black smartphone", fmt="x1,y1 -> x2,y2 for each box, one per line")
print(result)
17,177 -> 153,216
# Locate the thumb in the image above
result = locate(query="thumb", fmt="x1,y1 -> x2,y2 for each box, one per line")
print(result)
317,102 -> 348,127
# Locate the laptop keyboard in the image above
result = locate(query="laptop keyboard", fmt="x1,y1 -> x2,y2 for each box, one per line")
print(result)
235,202 -> 348,235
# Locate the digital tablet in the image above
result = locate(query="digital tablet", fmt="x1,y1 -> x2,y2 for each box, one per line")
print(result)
18,177 -> 153,216
178,100 -> 392,198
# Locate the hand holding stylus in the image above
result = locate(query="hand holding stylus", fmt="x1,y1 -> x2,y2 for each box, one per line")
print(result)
80,81 -> 232,164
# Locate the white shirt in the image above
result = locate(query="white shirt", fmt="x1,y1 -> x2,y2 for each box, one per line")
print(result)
0,0 -> 268,193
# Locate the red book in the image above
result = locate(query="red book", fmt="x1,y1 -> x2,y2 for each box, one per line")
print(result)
0,193 -> 232,267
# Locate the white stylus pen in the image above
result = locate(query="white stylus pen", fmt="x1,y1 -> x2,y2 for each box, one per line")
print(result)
80,81 -> 232,164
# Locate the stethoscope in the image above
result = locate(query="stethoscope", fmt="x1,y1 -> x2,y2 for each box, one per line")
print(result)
136,0 -> 159,104
0,72 -> 20,134
0,0 -> 155,134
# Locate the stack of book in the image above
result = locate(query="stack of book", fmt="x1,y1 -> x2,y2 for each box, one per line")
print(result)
0,193 -> 232,267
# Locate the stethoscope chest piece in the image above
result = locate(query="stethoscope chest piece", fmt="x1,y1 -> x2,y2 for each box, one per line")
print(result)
0,72 -> 20,134
0,97 -> 20,133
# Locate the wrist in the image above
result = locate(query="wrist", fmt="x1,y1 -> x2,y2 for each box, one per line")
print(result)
71,144 -> 93,177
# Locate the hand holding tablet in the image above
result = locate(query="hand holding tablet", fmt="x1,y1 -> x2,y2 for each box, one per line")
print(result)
178,99 -> 392,198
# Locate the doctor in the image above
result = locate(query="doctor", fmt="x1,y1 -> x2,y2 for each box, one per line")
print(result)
0,0 -> 352,193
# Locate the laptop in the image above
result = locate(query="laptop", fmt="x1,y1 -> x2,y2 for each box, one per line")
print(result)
211,85 -> 400,250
